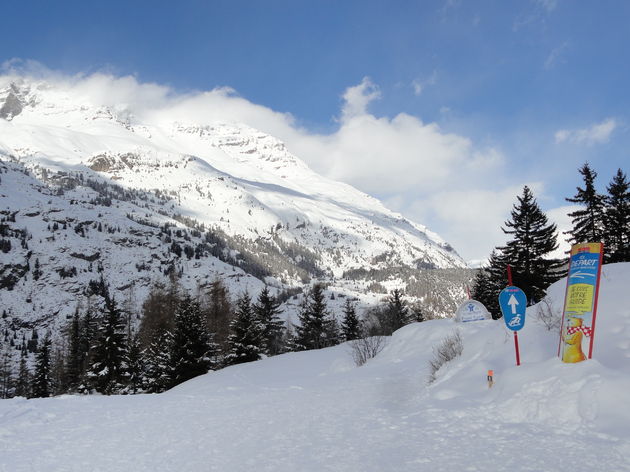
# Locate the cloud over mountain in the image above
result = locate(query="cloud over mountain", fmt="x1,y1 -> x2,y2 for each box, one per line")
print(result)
1,62 -> 521,260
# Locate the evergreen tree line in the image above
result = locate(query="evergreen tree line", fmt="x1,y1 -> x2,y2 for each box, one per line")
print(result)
1,278 -> 425,398
563,163 -> 630,263
472,163 -> 630,319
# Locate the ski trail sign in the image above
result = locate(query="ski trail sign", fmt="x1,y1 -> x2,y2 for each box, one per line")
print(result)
558,242 -> 604,363
499,286 -> 527,331
499,285 -> 527,366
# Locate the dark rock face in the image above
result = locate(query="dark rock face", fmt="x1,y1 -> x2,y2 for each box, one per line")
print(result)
87,155 -> 117,172
0,92 -> 23,120
70,252 -> 101,262
87,153 -> 138,172
0,263 -> 28,290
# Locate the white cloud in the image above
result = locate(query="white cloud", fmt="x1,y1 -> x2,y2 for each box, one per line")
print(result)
1,65 -> 523,261
536,0 -> 558,13
298,113 -> 485,195
2,58 -> 61,79
339,77 -> 380,122
544,41 -> 569,69
513,0 -> 558,31
412,80 -> 423,96
397,183 -> 547,263
555,118 -> 617,145
411,71 -> 437,96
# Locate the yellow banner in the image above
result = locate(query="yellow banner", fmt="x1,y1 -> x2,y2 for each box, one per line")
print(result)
566,283 -> 594,313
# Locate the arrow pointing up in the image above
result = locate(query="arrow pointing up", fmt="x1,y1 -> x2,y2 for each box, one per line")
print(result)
508,294 -> 519,314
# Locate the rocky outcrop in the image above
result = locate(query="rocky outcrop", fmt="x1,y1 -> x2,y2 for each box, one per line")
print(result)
0,92 -> 23,120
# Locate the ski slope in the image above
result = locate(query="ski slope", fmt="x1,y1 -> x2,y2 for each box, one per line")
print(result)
1,263 -> 630,471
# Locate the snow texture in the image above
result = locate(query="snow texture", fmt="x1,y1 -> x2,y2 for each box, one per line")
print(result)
1,263 -> 630,471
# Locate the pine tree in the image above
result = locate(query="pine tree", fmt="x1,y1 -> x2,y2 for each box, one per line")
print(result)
226,293 -> 264,366
85,298 -> 129,395
205,279 -> 233,354
282,322 -> 297,352
50,346 -> 67,396
410,303 -> 426,323
32,335 -> 52,398
384,289 -> 410,333
124,330 -> 143,394
27,329 -> 39,353
253,286 -> 284,356
142,329 -> 173,393
64,310 -> 82,392
603,168 -> 630,263
15,351 -> 30,398
325,314 -> 341,346
138,282 -> 178,350
32,257 -> 42,281
471,250 -> 506,319
74,307 -> 99,393
498,186 -> 564,303
295,284 -> 337,350
0,345 -> 14,399
341,299 -> 362,341
565,163 -> 606,245
169,296 -> 216,387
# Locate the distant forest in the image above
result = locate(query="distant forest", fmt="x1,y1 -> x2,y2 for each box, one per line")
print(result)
0,275 -> 435,399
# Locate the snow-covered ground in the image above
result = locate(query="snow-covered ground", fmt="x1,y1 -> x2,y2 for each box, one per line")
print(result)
2,263 -> 630,471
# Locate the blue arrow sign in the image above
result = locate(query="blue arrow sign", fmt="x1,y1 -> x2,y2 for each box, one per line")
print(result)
499,286 -> 527,331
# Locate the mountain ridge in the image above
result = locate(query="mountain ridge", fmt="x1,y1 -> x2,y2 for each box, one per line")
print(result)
0,77 -> 471,336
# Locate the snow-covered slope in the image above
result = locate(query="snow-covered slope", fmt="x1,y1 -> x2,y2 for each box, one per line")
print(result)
0,77 -> 469,330
1,263 -> 629,471
0,77 -> 463,272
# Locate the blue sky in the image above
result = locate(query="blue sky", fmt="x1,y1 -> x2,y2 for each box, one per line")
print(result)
2,0 -> 629,261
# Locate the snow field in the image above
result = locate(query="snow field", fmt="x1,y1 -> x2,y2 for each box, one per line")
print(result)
2,264 -> 630,471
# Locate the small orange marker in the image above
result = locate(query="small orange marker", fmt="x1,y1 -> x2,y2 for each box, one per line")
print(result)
487,370 -> 494,388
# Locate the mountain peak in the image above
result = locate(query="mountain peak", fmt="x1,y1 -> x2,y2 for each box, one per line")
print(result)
0,81 -> 35,120
0,74 -> 469,337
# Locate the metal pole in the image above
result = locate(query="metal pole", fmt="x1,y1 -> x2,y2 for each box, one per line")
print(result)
514,331 -> 521,366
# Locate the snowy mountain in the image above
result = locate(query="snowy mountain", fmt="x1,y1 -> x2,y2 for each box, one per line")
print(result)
0,76 -> 469,334
2,262 -> 629,471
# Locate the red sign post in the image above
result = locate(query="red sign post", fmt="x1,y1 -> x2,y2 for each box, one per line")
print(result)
500,265 -> 525,366
507,265 -> 520,366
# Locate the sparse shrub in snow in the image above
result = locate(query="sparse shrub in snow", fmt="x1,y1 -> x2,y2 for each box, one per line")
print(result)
427,330 -> 463,384
535,297 -> 561,331
350,335 -> 388,367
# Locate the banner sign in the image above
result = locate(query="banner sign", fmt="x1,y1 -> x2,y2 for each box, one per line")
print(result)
499,286 -> 527,331
559,243 -> 604,363
456,300 -> 491,322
